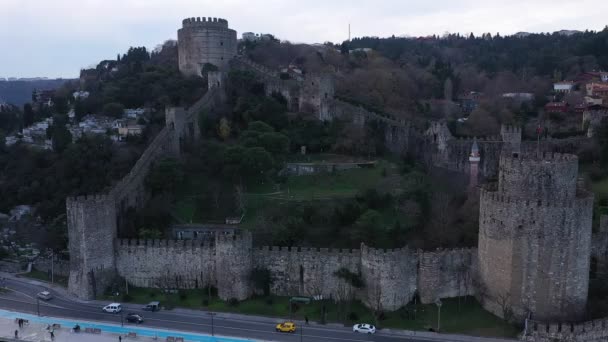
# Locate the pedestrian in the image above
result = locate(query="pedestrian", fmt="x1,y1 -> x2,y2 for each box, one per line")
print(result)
14,329 -> 18,339
119,335 -> 122,342
305,316 -> 309,325
18,318 -> 22,328
50,331 -> 55,341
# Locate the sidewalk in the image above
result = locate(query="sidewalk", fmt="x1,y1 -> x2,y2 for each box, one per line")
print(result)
4,272 -> 518,342
0,317 -> 155,342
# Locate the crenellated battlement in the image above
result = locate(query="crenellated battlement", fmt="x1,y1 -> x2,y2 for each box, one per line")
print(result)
116,238 -> 214,249
182,17 -> 229,28
500,124 -> 522,134
66,194 -> 111,206
257,246 -> 360,256
500,151 -> 578,165
525,318 -> 608,341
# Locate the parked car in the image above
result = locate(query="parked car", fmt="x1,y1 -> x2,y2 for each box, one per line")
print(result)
102,303 -> 122,313
353,323 -> 376,334
125,313 -> 144,324
275,321 -> 296,333
36,291 -> 52,301
142,301 -> 160,312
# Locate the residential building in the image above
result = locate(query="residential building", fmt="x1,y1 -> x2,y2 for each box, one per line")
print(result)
545,101 -> 568,113
457,91 -> 483,113
554,81 -> 575,93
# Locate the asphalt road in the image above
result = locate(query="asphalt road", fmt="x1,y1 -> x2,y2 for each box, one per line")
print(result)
0,277 -> 495,342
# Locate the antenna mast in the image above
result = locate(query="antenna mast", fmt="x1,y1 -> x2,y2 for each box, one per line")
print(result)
348,23 -> 351,41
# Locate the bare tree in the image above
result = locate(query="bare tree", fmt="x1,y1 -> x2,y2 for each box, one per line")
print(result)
496,292 -> 513,321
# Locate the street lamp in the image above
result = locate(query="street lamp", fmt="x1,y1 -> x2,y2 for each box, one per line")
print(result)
207,312 -> 216,336
120,310 -> 124,327
435,299 -> 442,332
36,297 -> 40,317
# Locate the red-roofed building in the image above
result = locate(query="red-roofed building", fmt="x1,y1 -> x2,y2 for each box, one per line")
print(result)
545,101 -> 568,113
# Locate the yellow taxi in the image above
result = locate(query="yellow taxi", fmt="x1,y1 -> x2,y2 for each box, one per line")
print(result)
275,321 -> 296,333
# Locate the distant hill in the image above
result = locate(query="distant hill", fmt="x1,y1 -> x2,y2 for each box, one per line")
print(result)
0,79 -> 72,106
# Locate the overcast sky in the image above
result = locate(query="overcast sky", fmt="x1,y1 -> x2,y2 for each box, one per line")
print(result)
1,0 -> 607,78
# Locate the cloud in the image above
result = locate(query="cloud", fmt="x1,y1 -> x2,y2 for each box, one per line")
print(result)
1,0 -> 607,78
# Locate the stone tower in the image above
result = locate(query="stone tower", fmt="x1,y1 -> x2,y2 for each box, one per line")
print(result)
468,138 -> 480,191
215,233 -> 253,300
178,17 -> 237,76
67,195 -> 117,300
478,152 -> 594,321
500,125 -> 521,154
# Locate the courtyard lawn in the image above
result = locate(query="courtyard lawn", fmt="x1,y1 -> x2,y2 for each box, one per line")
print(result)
19,268 -> 68,288
106,288 -> 518,338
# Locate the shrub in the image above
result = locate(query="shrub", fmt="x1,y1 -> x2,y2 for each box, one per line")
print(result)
149,292 -> 156,298
202,299 -> 209,307
179,290 -> 188,301
228,298 -> 239,307
265,297 -> 274,306
347,312 -> 359,321
122,294 -> 133,302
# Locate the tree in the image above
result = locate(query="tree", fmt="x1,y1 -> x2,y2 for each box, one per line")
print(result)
353,209 -> 382,245
102,102 -> 125,118
145,158 -> 184,196
51,125 -> 72,153
217,117 -> 231,140
23,103 -> 34,127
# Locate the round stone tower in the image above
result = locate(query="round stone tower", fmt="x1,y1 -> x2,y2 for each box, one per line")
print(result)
178,17 -> 237,76
478,152 -> 593,321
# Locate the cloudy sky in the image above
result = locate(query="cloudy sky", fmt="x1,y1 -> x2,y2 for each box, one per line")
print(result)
1,0 -> 607,78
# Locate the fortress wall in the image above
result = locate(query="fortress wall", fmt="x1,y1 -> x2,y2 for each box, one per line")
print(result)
110,128 -> 172,211
115,239 -> 216,289
253,246 -> 361,299
361,246 -> 418,311
418,248 -> 477,304
523,318 -> 608,342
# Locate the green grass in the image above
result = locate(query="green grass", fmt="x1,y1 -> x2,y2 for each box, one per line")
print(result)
105,288 -> 517,338
20,269 -> 68,287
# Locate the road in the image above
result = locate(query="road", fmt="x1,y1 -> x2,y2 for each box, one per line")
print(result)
0,277 -> 510,342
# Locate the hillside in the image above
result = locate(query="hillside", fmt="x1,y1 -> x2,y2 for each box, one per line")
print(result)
0,79 -> 72,106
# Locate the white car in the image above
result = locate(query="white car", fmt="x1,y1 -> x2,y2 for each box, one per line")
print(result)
102,303 -> 122,313
36,291 -> 52,301
353,323 -> 376,334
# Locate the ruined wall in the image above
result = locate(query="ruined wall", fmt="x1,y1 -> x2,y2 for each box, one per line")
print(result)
418,248 -> 477,303
478,153 -> 594,321
253,246 -> 361,299
178,17 -> 237,75
592,215 -> 608,281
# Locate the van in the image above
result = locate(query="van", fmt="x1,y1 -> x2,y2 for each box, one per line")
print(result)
36,291 -> 52,301
102,303 -> 122,313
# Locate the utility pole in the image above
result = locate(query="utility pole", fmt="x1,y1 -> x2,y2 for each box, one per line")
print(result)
435,299 -> 442,332
50,251 -> 54,284
208,312 -> 216,336
300,322 -> 303,342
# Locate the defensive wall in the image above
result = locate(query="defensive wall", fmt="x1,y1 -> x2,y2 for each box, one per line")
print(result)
67,80 -> 223,300
523,318 -> 608,342
112,233 -> 477,310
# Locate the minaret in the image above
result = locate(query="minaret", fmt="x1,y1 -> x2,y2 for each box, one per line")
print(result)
468,138 -> 480,191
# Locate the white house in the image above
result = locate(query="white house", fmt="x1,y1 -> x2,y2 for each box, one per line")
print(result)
554,81 -> 575,93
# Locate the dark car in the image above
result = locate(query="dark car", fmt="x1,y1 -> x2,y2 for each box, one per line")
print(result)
142,301 -> 160,312
125,313 -> 143,324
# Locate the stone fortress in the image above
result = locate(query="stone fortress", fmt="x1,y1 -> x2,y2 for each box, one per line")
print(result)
178,17 -> 237,75
67,17 -> 607,341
